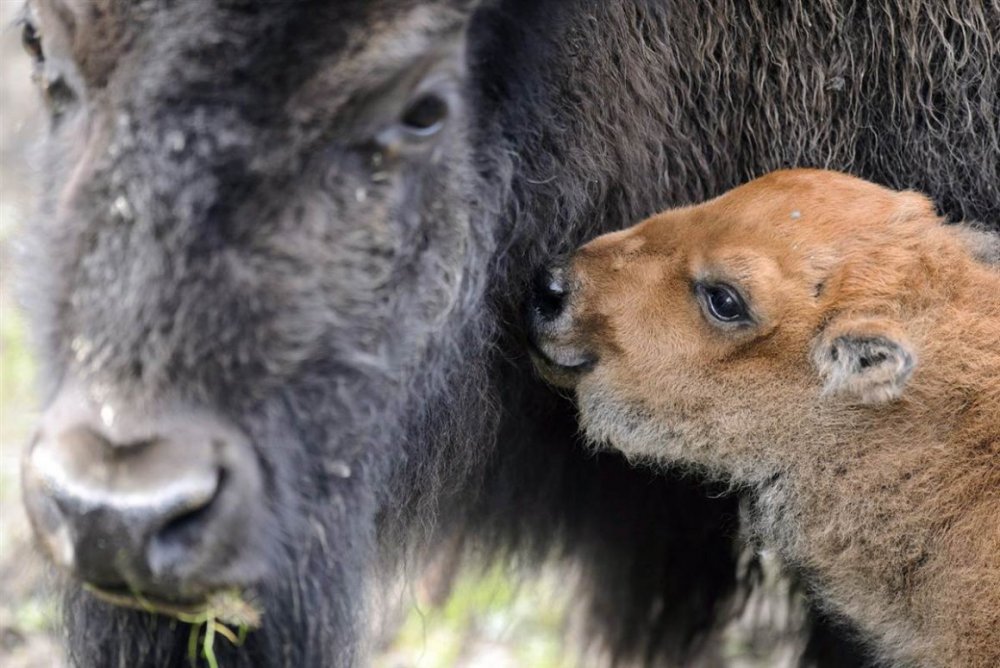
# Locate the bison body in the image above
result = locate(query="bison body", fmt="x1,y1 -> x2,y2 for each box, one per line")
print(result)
15,0 -> 999,665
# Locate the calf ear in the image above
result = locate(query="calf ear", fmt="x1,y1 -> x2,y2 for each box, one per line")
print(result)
811,317 -> 917,404
951,221 -> 1000,266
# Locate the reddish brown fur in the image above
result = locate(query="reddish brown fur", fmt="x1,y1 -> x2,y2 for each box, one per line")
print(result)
531,169 -> 1000,667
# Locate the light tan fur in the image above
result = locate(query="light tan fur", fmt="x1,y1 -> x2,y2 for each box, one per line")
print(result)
531,169 -> 1000,667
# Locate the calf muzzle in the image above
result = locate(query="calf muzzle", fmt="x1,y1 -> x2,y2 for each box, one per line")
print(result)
526,262 -> 597,387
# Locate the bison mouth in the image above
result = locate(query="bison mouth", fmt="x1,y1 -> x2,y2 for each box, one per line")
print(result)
83,583 -> 263,631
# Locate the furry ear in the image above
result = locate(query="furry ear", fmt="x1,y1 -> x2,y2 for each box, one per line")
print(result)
951,221 -> 1000,266
811,317 -> 917,404
894,190 -> 938,222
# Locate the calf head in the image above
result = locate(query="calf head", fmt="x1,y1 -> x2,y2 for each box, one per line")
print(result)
17,0 -> 485,617
528,169 -> 970,474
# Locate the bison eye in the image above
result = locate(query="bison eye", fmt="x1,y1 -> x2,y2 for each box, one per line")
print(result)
399,92 -> 448,137
21,20 -> 44,63
18,18 -> 78,121
698,283 -> 751,323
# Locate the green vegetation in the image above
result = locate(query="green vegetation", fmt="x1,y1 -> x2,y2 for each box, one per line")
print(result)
379,566 -> 574,668
82,586 -> 260,668
0,292 -> 38,482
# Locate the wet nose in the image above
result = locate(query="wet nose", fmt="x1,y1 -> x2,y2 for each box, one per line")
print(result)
531,265 -> 569,321
22,387 -> 263,598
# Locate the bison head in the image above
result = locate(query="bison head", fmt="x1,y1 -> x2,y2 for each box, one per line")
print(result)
16,0 -> 489,661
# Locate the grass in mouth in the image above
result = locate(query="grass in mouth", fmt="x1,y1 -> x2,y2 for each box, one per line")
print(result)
83,584 -> 262,668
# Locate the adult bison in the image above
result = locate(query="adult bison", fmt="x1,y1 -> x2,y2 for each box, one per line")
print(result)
15,0 -> 998,666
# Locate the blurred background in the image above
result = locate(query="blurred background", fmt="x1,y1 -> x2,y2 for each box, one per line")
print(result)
0,4 -> 573,666
1,2 -> 60,665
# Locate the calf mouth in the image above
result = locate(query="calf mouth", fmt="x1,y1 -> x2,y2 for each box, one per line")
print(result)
526,337 -> 597,388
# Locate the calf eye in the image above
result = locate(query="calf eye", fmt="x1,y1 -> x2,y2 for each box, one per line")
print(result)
699,283 -> 751,323
21,20 -> 44,63
399,92 -> 448,137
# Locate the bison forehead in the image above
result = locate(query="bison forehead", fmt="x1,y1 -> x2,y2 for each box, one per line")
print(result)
34,0 -> 470,94
22,0 -> 484,408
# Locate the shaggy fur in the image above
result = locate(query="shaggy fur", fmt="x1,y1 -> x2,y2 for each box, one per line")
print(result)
529,169 -> 1000,666
13,0 -> 999,666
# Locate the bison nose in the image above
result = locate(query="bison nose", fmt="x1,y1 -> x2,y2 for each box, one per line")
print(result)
531,265 -> 570,321
22,387 -> 264,598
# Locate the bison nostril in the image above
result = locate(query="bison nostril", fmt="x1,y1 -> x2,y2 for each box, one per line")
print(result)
147,468 -> 226,577
532,266 -> 569,320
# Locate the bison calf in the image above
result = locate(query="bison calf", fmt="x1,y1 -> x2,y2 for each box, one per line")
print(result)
528,169 -> 1000,667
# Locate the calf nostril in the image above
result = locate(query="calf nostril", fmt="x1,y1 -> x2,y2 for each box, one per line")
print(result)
533,266 -> 569,319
